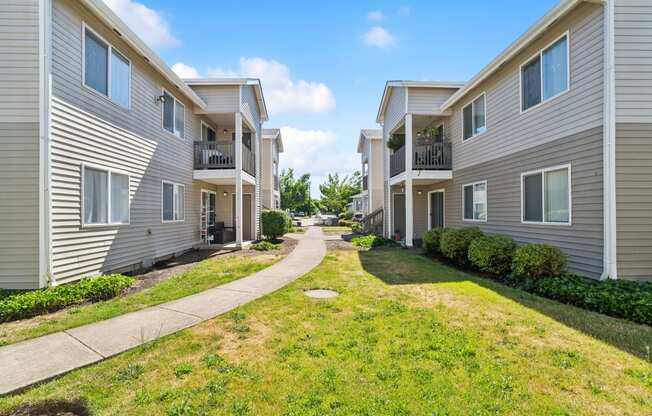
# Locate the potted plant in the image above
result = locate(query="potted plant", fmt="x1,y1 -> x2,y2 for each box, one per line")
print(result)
386,134 -> 405,152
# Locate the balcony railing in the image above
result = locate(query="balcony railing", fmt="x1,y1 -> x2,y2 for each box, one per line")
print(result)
274,175 -> 279,191
362,175 -> 368,191
390,142 -> 452,177
194,141 -> 256,176
194,142 -> 235,169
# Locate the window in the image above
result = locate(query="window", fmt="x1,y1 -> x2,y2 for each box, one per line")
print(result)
162,90 -> 185,138
82,165 -> 129,226
201,122 -> 216,142
463,181 -> 487,222
162,181 -> 185,222
83,25 -> 130,108
462,93 -> 486,140
521,34 -> 569,112
522,165 -> 571,225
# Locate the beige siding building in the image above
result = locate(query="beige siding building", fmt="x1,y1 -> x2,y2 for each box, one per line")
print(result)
261,129 -> 283,209
353,129 -> 384,214
0,0 -> 281,289
374,0 -> 652,282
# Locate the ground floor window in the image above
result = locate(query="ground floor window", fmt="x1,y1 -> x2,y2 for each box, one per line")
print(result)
521,164 -> 571,224
82,164 -> 130,226
162,181 -> 185,222
463,181 -> 487,222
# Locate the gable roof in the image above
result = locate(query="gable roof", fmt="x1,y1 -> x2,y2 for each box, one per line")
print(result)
376,81 -> 465,124
262,128 -> 284,152
441,0 -> 595,111
80,0 -> 207,110
183,79 -> 269,122
357,129 -> 382,153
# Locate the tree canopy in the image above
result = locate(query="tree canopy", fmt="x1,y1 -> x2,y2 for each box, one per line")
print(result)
280,169 -> 313,214
318,172 -> 361,214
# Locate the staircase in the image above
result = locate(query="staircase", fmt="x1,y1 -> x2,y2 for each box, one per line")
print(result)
360,207 -> 383,236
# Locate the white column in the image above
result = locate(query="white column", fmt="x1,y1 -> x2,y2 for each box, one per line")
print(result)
234,112 -> 243,247
405,114 -> 414,247
384,128 -> 392,238
255,122 -> 261,239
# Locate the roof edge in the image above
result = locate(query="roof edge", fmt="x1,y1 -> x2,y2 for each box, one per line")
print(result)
184,78 -> 269,122
376,80 -> 465,124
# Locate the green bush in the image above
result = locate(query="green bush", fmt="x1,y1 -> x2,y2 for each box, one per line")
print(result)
504,273 -> 652,326
0,274 -> 134,322
288,226 -> 305,233
250,240 -> 281,251
351,235 -> 399,249
339,211 -> 353,220
468,235 -> 516,276
338,220 -> 354,227
261,209 -> 289,241
512,243 -> 567,279
422,228 -> 446,255
439,227 -> 484,267
351,222 -> 363,234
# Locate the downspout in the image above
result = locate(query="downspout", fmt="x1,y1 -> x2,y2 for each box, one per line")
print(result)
39,0 -> 53,287
601,0 -> 617,280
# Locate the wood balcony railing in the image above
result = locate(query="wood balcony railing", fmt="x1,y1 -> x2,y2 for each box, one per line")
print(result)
389,142 -> 452,177
194,141 -> 256,177
362,175 -> 368,191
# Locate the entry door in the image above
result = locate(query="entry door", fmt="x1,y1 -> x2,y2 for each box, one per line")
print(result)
232,194 -> 253,241
429,191 -> 444,229
200,191 -> 216,244
393,194 -> 406,238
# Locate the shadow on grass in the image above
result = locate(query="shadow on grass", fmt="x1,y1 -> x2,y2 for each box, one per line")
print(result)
358,248 -> 652,360
0,399 -> 90,416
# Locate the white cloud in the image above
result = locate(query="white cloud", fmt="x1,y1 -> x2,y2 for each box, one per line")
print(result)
103,0 -> 180,49
363,26 -> 397,49
207,58 -> 336,115
367,10 -> 385,21
171,62 -> 200,79
279,127 -> 359,197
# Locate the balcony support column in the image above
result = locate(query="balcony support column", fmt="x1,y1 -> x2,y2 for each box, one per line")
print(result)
404,114 -> 414,247
255,122 -> 261,240
384,129 -> 391,238
234,112 -> 243,247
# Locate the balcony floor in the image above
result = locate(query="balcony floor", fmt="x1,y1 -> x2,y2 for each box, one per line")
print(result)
389,169 -> 452,186
194,169 -> 256,185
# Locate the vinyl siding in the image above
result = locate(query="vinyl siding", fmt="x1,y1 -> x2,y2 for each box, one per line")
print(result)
616,123 -> 652,281
383,87 -> 406,135
261,139 -> 272,209
0,123 -> 40,289
370,139 -> 384,211
615,0 -> 652,123
449,2 -> 604,171
408,87 -> 458,114
415,127 -> 604,279
240,85 -> 260,130
191,85 -> 240,114
0,0 -> 40,123
0,0 -> 40,289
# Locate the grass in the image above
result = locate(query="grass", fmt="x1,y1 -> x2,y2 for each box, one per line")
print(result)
288,226 -> 305,233
319,226 -> 352,234
1,249 -> 651,415
0,255 -> 281,346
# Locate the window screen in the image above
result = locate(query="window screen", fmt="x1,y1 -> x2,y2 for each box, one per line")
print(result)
84,30 -> 108,95
523,173 -> 543,222
521,57 -> 542,111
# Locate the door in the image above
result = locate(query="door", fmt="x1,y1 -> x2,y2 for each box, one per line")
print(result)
232,193 -> 253,241
429,191 -> 444,229
200,190 -> 216,244
393,194 -> 406,239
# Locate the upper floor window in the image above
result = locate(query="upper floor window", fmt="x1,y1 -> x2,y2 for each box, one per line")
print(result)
522,165 -> 571,225
83,25 -> 131,108
82,164 -> 130,226
462,93 -> 486,141
162,90 -> 185,138
463,180 -> 487,222
521,34 -> 569,112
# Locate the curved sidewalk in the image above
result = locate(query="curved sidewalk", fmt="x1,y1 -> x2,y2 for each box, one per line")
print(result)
0,227 -> 326,395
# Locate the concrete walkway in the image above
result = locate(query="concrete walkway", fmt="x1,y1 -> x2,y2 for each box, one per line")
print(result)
0,227 -> 326,395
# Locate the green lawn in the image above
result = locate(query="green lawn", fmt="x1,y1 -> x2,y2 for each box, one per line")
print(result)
1,249 -> 651,415
0,255 -> 281,346
319,226 -> 352,234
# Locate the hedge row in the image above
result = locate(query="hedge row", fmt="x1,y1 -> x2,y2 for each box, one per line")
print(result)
422,227 -> 652,326
0,274 -> 135,322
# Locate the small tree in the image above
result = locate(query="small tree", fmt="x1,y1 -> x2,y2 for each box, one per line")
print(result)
261,210 -> 289,241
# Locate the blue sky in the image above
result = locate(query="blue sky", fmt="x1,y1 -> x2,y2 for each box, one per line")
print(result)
105,0 -> 559,197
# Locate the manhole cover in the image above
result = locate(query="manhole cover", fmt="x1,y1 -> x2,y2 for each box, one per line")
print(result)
304,289 -> 339,299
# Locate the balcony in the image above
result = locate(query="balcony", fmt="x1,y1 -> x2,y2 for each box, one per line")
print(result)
194,141 -> 255,176
362,175 -> 368,191
390,142 -> 452,178
274,175 -> 279,191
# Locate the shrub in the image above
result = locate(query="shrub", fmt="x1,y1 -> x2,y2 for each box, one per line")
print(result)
250,240 -> 281,251
468,235 -> 516,276
512,243 -> 567,279
338,220 -> 354,227
351,235 -> 399,249
0,274 -> 134,322
261,209 -> 289,241
339,211 -> 353,220
505,273 -> 652,326
351,222 -> 363,234
440,227 -> 484,267
422,228 -> 446,255
288,226 -> 305,233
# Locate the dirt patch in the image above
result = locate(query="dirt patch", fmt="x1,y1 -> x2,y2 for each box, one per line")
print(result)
326,240 -> 359,251
1,399 -> 90,416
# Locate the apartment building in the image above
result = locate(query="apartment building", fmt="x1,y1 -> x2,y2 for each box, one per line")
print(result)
375,0 -> 652,281
0,0 -> 281,289
352,129 -> 383,215
261,129 -> 283,209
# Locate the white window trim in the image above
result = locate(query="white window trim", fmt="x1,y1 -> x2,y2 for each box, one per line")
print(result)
161,180 -> 186,223
200,189 -> 217,243
161,88 -> 186,139
520,163 -> 572,226
519,31 -> 571,114
427,189 -> 446,230
462,180 -> 488,223
200,120 -> 216,141
461,92 -> 487,142
81,22 -> 132,110
80,163 -> 131,228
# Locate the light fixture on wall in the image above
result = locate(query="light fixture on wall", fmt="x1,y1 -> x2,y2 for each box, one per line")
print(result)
155,94 -> 166,104
417,190 -> 423,195
223,191 -> 228,197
